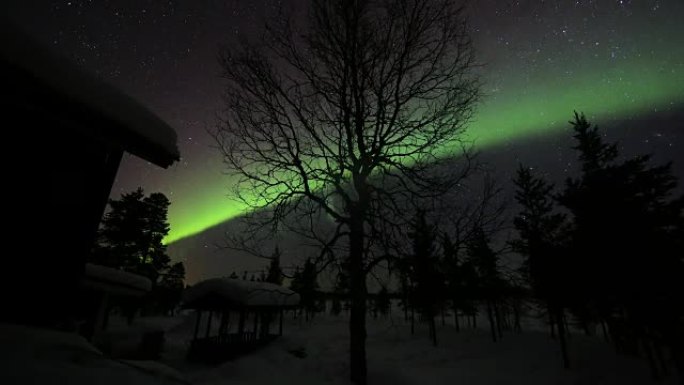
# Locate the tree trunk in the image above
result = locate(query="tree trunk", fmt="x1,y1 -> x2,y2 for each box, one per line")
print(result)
494,303 -> 503,340
453,305 -> 460,332
430,314 -> 438,346
555,307 -> 570,369
348,219 -> 367,385
600,319 -> 610,343
193,311 -> 202,340
642,336 -> 662,381
487,301 -> 497,343
651,338 -> 668,377
403,299 -> 408,321
671,337 -> 684,385
279,309 -> 283,336
411,307 -> 415,335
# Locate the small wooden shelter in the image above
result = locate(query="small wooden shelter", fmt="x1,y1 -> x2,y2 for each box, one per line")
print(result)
182,278 -> 300,363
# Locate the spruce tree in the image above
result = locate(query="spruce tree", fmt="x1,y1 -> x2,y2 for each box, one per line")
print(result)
266,246 -> 283,285
375,287 -> 391,317
93,188 -> 172,283
291,259 -> 319,320
511,164 -> 570,367
442,234 -> 464,331
558,112 -> 683,378
408,211 -> 443,346
467,228 -> 502,343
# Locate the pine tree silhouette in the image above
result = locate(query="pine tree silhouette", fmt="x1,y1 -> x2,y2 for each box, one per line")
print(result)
266,246 -> 283,285
467,228 -> 503,343
407,211 -> 444,346
511,164 -> 571,367
558,112 -> 684,379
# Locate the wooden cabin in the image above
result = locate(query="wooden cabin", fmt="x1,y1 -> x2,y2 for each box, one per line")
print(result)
183,278 -> 300,363
1,21 -> 179,329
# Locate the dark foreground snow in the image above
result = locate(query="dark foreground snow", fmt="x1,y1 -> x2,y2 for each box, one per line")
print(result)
163,312 -> 679,385
2,311 -> 679,385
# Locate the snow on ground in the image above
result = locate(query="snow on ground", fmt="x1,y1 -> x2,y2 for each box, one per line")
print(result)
2,311 -> 677,384
0,323 -> 187,385
154,311 -> 680,385
91,313 -> 187,358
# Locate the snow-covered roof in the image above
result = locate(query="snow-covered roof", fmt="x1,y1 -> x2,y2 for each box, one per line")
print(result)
82,263 -> 152,297
183,278 -> 300,309
1,21 -> 180,168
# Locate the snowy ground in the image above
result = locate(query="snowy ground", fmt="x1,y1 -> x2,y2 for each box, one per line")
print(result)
1,310 -> 678,384
0,323 -> 187,385
155,310 -> 680,385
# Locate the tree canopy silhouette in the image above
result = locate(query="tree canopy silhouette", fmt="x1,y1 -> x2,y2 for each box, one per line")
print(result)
511,112 -> 683,378
213,0 -> 479,382
92,188 -> 185,316
290,258 -> 320,319
407,210 -> 443,345
511,165 -> 571,367
266,246 -> 284,285
558,112 -> 683,378
93,188 -> 177,284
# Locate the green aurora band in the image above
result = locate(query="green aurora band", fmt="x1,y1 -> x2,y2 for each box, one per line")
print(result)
164,47 -> 683,245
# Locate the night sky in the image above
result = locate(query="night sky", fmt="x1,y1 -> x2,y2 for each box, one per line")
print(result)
5,1 -> 683,279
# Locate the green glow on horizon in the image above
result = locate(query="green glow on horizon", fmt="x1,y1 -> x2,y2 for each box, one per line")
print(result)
164,53 -> 683,245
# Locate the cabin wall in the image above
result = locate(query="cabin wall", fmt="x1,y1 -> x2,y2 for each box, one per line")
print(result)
3,60 -> 123,328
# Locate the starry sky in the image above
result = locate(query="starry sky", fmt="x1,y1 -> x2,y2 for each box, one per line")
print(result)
5,0 -> 683,279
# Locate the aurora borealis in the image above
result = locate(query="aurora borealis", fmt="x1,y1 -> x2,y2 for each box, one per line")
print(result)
162,57 -> 683,245
159,0 -> 684,245
5,0 -> 683,249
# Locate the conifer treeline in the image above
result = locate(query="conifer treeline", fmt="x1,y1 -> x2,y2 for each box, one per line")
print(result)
284,113 -> 683,380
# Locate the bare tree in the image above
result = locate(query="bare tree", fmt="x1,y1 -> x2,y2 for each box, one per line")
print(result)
214,0 -> 479,383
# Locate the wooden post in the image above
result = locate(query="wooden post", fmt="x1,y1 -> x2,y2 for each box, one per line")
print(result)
238,309 -> 245,335
253,311 -> 259,339
95,292 -> 110,331
102,295 -> 112,332
84,292 -> 109,341
205,311 -> 213,338
194,311 -> 202,340
279,309 -> 283,336
218,311 -> 226,335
